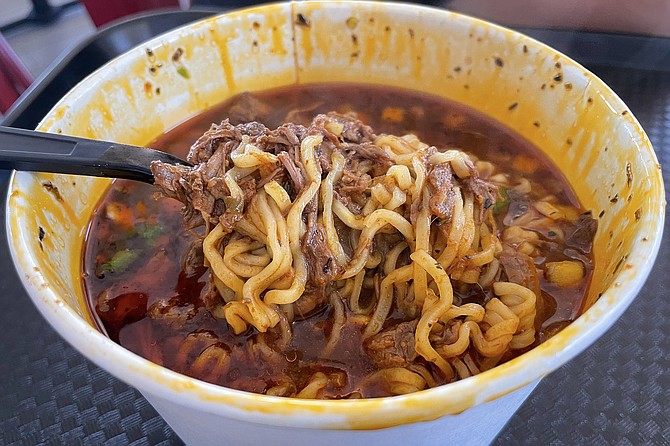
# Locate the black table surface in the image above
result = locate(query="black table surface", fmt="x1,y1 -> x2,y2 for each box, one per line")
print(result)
1,12 -> 669,446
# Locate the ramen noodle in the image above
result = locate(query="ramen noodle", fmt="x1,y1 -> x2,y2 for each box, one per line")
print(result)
83,84 -> 596,398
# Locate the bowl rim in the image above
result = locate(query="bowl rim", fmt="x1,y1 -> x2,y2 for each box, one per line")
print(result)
6,0 -> 666,430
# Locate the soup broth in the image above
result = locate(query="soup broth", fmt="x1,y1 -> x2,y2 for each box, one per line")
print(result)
83,83 -> 595,398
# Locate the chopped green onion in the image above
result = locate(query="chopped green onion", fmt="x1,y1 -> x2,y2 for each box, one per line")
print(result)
99,249 -> 139,274
177,66 -> 190,79
493,186 -> 510,215
138,223 -> 163,241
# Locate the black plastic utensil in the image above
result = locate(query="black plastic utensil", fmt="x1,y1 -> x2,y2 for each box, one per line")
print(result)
0,126 -> 190,183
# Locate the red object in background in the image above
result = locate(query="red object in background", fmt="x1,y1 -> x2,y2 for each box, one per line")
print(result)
0,33 -> 34,114
81,0 -> 181,27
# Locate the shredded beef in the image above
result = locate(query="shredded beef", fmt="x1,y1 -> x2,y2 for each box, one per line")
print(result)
499,244 -> 541,296
364,320 -> 418,368
302,222 -> 343,286
429,321 -> 461,348
338,113 -> 376,143
425,155 -> 497,228
182,239 -> 204,278
293,286 -> 326,318
427,163 -> 456,220
147,298 -> 196,325
226,92 -> 272,124
187,120 -> 241,164
498,244 -> 544,326
466,176 -> 498,209
151,113 -> 508,335
257,167 -> 284,189
277,152 -> 305,193
504,190 -> 531,225
349,142 -> 392,173
563,212 -> 598,254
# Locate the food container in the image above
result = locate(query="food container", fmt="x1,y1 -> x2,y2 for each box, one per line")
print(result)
6,2 -> 664,445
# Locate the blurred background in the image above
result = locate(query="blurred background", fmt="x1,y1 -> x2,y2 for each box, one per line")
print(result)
2,0 -> 669,116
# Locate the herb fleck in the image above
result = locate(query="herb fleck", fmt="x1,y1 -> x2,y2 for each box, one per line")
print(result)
172,47 -> 184,62
98,249 -> 139,275
493,186 -> 510,215
42,181 -> 63,201
38,226 -> 45,250
296,13 -> 310,27
177,66 -> 190,79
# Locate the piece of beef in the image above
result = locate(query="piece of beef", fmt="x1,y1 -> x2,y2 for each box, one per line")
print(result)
499,244 -> 541,296
293,286 -> 327,319
150,162 -> 190,203
265,123 -> 305,149
454,154 -> 497,208
152,113 -> 388,230
349,142 -> 392,173
336,112 -> 376,143
182,239 -> 204,278
364,320 -> 418,368
466,176 -> 498,211
338,161 -> 371,194
147,297 -> 196,325
429,321 -> 461,348
503,189 -> 531,226
225,92 -> 272,124
186,120 -> 241,164
498,244 -> 543,327
302,221 -> 343,287
152,149 -> 228,228
257,166 -> 284,189
563,212 -> 597,254
152,121 -> 262,229
277,151 -> 305,194
427,162 -> 456,221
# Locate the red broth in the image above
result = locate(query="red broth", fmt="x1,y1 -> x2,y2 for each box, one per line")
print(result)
83,83 -> 594,398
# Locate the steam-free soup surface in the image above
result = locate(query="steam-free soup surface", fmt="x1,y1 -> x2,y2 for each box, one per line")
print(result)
83,83 -> 594,398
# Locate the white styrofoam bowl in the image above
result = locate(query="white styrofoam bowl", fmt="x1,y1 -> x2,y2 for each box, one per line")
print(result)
6,2 -> 664,445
